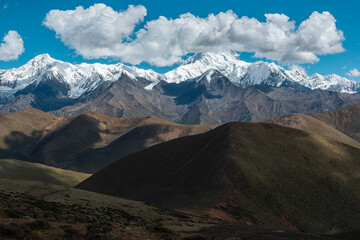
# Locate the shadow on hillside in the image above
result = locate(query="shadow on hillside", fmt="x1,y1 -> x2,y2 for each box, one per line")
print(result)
71,125 -> 158,173
0,117 -> 178,174
0,130 -> 43,161
0,127 -> 104,173
0,114 -> 149,174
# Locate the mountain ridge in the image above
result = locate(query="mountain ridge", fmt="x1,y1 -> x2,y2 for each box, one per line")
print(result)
1,51 -> 359,103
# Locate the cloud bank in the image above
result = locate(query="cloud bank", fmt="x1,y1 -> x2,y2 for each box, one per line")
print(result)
43,4 -> 345,67
0,31 -> 24,61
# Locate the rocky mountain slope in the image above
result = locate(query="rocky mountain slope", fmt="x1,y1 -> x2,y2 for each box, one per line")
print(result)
77,122 -> 360,234
17,70 -> 359,124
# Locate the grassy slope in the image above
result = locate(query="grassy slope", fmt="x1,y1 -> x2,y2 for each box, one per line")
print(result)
0,159 -> 90,187
77,122 -> 360,234
262,113 -> 360,148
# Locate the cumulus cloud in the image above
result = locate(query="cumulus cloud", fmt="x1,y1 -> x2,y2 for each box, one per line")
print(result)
347,68 -> 360,78
43,4 -> 345,66
0,31 -> 24,61
43,3 -> 147,59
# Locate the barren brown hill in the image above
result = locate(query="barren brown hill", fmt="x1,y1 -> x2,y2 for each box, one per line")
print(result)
30,113 -> 215,172
0,109 -> 214,173
310,103 -> 360,142
0,109 -> 59,159
0,159 -> 90,187
262,113 -> 360,149
77,122 -> 360,234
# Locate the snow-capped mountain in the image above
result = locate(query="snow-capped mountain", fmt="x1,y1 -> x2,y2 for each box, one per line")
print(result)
165,51 -> 360,94
0,52 -> 359,103
0,54 -> 160,98
295,73 -> 360,94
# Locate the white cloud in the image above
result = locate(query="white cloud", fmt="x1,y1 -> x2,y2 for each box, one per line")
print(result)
43,4 -> 345,67
43,3 -> 147,59
347,68 -> 360,78
0,31 -> 24,61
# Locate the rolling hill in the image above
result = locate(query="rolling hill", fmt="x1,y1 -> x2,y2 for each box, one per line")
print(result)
0,109 -> 59,159
262,113 -> 360,149
30,112 -> 215,172
0,159 -> 90,187
0,109 -> 214,173
77,122 -> 360,234
310,103 -> 360,142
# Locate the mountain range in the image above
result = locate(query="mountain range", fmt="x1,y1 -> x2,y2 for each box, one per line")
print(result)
1,52 -> 360,124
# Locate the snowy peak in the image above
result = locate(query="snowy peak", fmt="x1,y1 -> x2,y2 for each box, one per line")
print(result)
182,51 -> 240,65
16,53 -> 56,71
28,53 -> 55,65
165,51 -> 249,83
0,54 -> 56,82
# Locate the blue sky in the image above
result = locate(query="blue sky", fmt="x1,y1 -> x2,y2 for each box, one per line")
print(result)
0,0 -> 359,79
